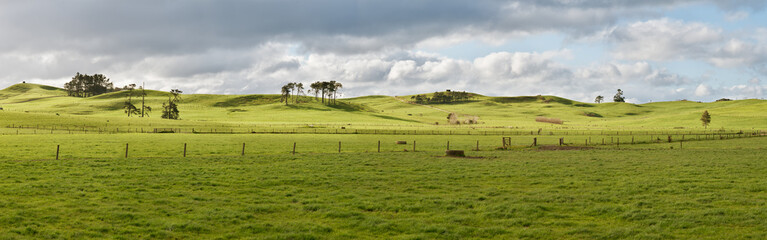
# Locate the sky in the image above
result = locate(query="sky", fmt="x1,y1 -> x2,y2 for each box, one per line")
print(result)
1,0 -> 766,103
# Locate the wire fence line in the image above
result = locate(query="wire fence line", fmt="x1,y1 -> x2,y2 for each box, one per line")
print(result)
5,132 -> 762,161
3,124 -> 764,137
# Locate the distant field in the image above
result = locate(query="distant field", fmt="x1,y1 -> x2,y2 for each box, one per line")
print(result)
2,83 -> 767,239
2,83 -> 767,130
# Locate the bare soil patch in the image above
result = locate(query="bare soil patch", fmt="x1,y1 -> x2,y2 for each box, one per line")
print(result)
537,145 -> 594,151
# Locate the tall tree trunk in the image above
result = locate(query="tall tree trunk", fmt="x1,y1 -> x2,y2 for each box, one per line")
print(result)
141,82 -> 145,117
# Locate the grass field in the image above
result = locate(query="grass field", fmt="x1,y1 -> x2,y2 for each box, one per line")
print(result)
1,137 -> 767,239
1,83 -> 767,239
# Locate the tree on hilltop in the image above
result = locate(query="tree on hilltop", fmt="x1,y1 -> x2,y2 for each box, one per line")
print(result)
280,85 -> 291,105
64,72 -> 115,97
139,83 -> 151,117
613,89 -> 625,102
595,95 -> 604,103
304,81 -> 344,105
310,82 -> 321,100
123,84 -> 139,117
296,83 -> 305,103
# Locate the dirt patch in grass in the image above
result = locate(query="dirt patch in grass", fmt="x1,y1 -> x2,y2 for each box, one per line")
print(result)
436,155 -> 486,159
537,145 -> 594,151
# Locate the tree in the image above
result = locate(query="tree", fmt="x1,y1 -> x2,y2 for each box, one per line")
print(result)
331,81 -> 342,104
613,89 -> 625,102
595,95 -> 604,103
286,82 -> 296,103
320,81 -> 330,104
310,82 -> 321,100
123,84 -> 139,117
701,110 -> 711,129
280,84 -> 291,105
63,72 -> 114,97
139,82 -> 151,117
161,89 -> 182,120
295,83 -> 305,103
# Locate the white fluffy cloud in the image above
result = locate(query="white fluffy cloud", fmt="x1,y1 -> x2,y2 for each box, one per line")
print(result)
606,19 -> 723,61
604,18 -> 767,72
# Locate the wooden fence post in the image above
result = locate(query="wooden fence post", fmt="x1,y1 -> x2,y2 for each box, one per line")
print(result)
447,141 -> 450,150
378,141 -> 380,153
183,143 -> 187,157
242,143 -> 245,156
476,140 -> 479,151
125,143 -> 129,158
533,138 -> 537,146
413,141 -> 417,152
338,141 -> 341,153
293,142 -> 296,155
56,145 -> 60,160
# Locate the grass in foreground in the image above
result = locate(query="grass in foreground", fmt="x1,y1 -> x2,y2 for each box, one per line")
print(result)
1,137 -> 767,239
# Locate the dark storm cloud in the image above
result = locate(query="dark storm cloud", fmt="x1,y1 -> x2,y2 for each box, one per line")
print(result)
0,0 -> 501,55
1,0 -> 760,56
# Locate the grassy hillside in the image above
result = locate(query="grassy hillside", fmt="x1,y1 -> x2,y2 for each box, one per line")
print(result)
1,83 -> 766,130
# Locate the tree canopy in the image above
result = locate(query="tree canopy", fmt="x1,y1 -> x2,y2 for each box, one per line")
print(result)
64,72 -> 115,97
161,89 -> 182,120
304,81 -> 343,105
701,110 -> 711,129
613,89 -> 625,102
411,91 -> 473,104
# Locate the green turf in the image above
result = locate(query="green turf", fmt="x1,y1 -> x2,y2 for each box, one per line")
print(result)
1,138 -> 767,239
2,83 -> 767,130
2,83 -> 767,239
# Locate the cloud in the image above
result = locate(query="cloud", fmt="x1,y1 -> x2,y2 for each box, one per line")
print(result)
604,18 -> 767,73
605,18 -> 723,61
695,84 -> 713,96
724,11 -> 750,21
0,0 -> 765,103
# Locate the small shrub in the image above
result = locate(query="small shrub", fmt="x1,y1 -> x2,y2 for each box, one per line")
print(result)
583,112 -> 602,118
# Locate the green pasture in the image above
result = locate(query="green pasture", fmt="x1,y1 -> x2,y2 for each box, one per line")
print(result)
0,132 -> 762,161
1,137 -> 767,239
2,83 -> 767,131
2,83 -> 767,239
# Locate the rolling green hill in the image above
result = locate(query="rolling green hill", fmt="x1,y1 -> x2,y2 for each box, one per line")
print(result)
1,83 -> 766,130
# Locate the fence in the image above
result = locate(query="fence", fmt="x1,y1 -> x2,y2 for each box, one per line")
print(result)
3,123 -> 763,137
12,132 -> 765,161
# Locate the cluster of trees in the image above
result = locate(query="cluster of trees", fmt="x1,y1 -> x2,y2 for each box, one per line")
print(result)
595,89 -> 626,103
411,91 -> 474,104
280,82 -> 305,105
121,82 -> 181,120
123,83 -> 150,117
309,81 -> 343,105
281,81 -> 343,105
161,89 -> 183,120
64,73 -> 115,97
